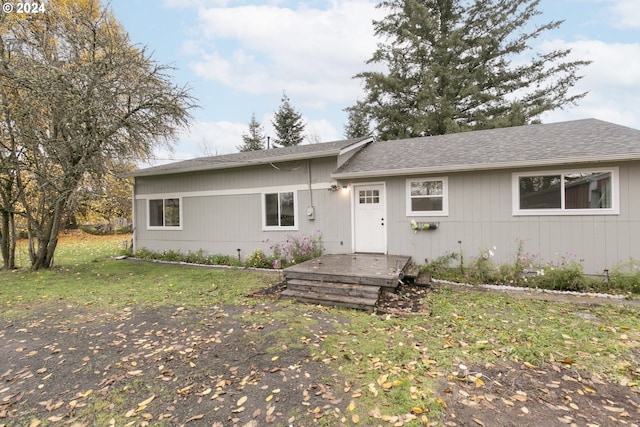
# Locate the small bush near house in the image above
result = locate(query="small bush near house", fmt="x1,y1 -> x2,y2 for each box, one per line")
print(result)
131,233 -> 325,270
244,249 -> 276,269
132,248 -> 242,267
267,232 -> 324,266
207,254 -> 242,267
423,243 -> 638,296
608,260 -> 640,294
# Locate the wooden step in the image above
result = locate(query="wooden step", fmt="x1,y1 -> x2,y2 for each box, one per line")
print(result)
286,279 -> 381,299
283,270 -> 398,288
281,288 -> 378,311
403,264 -> 421,279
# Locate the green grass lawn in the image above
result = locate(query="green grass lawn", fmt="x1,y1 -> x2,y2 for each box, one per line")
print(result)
1,233 -> 277,316
1,233 -> 638,426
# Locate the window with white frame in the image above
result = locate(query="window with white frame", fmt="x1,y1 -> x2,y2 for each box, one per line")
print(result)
406,177 -> 448,216
263,191 -> 297,230
148,198 -> 181,228
513,168 -> 619,215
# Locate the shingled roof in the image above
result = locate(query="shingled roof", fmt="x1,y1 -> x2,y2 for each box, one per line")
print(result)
129,136 -> 372,177
332,119 -> 640,179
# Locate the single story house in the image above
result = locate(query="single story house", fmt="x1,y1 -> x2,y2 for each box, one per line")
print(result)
129,119 -> 640,275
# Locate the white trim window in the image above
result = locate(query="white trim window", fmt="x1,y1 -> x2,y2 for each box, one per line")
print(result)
263,191 -> 298,230
148,197 -> 182,229
406,177 -> 449,216
513,167 -> 619,215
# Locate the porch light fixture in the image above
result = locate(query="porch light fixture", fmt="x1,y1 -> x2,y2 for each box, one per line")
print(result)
328,183 -> 339,191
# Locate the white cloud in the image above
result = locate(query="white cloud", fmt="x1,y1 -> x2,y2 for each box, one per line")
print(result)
188,120 -> 248,155
539,39 -> 640,129
608,0 -> 640,29
186,1 -> 381,109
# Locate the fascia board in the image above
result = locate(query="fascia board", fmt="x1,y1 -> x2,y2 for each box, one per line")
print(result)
331,154 -> 640,179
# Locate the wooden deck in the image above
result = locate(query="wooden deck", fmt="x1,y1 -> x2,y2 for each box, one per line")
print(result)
281,254 -> 412,311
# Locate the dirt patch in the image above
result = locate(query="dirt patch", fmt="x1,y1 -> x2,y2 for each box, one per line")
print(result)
439,361 -> 639,426
0,303 -> 350,426
1,284 -> 638,426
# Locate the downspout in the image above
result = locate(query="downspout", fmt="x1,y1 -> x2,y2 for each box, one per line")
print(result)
307,159 -> 313,207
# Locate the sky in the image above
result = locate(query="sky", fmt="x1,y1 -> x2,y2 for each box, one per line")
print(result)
109,0 -> 640,164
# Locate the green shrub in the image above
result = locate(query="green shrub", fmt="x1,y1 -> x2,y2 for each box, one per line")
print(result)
206,254 -> 241,267
133,248 -> 242,267
244,249 -> 275,269
159,250 -> 182,262
608,260 -> 640,294
134,247 -> 155,260
183,249 -> 207,265
527,262 -> 587,292
423,243 -> 639,296
468,248 -> 500,284
421,252 -> 462,282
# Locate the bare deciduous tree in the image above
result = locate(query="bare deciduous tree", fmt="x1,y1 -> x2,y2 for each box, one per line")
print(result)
0,0 -> 196,270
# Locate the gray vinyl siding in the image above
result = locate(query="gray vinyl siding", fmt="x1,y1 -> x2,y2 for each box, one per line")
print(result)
376,161 -> 640,274
135,158 -> 338,196
133,157 -> 352,258
134,154 -> 640,274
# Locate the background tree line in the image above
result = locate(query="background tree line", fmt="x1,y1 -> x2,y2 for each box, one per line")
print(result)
239,0 -> 588,148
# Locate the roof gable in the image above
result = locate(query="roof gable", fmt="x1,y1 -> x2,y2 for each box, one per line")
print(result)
333,119 -> 640,178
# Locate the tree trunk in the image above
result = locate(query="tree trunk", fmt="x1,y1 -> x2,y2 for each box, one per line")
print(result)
0,209 -> 15,270
29,201 -> 63,270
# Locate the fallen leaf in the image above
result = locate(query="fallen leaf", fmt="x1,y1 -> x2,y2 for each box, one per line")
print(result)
501,398 -> 514,407
473,417 -> 485,426
185,414 -> 204,423
237,396 -> 248,407
178,385 -> 194,394
138,395 -> 155,407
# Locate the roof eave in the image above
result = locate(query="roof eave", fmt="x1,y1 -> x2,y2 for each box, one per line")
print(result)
128,149 -> 345,178
331,154 -> 640,180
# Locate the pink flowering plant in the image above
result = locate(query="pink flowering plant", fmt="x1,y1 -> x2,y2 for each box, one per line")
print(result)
267,232 -> 324,267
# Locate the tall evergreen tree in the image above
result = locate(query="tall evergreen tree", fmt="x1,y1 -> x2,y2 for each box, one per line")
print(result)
351,0 -> 590,140
237,113 -> 266,152
272,92 -> 305,147
343,101 -> 372,139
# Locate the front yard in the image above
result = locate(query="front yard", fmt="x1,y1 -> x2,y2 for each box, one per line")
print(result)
0,233 -> 638,426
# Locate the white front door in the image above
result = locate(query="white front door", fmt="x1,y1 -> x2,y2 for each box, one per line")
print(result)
353,184 -> 386,253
